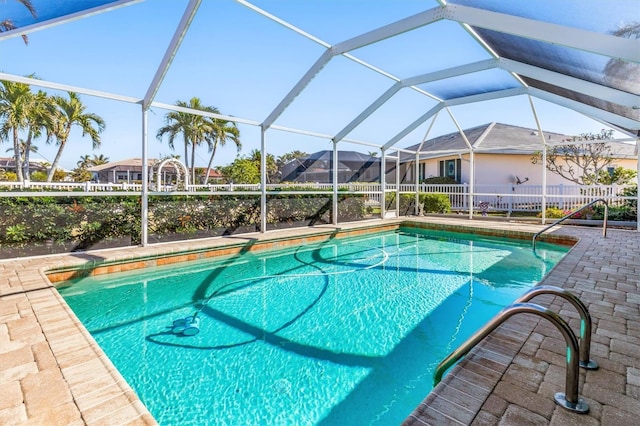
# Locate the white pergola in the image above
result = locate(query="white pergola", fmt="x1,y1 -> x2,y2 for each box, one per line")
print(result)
1,0 -> 638,242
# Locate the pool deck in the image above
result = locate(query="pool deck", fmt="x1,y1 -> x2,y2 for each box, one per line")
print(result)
1,217 -> 638,425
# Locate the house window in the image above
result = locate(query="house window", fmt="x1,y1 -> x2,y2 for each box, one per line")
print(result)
438,159 -> 461,183
607,167 -> 615,178
418,163 -> 426,181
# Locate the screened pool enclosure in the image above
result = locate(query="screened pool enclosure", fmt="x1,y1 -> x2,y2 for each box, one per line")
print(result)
0,0 -> 638,256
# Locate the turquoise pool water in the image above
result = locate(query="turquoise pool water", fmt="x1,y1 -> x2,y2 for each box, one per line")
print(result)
58,228 -> 568,425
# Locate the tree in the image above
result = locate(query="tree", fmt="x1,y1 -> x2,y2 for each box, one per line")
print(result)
91,153 -> 109,165
77,154 -> 92,169
70,166 -> 92,182
156,98 -> 217,183
248,149 -> 278,183
531,129 -> 623,185
0,0 -> 36,44
77,153 -> 109,169
202,118 -> 241,184
219,157 -> 260,184
74,154 -> 108,183
47,91 -> 105,182
0,79 -> 32,182
276,150 -> 307,170
22,90 -> 55,179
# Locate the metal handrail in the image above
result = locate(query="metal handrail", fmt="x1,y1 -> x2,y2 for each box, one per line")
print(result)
516,285 -> 598,370
433,302 -> 589,413
532,198 -> 608,250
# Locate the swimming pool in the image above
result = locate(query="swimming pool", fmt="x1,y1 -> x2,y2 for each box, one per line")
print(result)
58,227 -> 568,425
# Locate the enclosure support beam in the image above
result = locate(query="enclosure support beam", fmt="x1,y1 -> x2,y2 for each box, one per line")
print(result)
380,149 -> 387,220
332,141 -> 339,225
260,127 -> 267,233
141,108 -> 149,246
447,107 -> 474,218
262,49 -> 334,130
529,96 -> 548,224
500,58 -> 639,109
383,103 -> 445,151
637,139 -> 640,231
446,4 -> 639,62
415,153 -> 420,216
414,113 -> 440,215
396,155 -> 400,216
142,0 -> 201,110
529,88 -> 640,136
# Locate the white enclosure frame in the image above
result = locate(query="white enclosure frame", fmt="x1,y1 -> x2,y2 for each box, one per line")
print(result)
1,0 -> 638,246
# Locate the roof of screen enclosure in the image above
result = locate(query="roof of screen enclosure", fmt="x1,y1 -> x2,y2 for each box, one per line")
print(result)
1,0 -> 639,157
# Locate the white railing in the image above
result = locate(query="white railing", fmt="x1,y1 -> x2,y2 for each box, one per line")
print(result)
0,181 -> 144,192
0,181 -> 634,213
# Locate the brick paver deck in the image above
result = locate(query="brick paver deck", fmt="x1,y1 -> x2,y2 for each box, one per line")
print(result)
1,217 -> 638,425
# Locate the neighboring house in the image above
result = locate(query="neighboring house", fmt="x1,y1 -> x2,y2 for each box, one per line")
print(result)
88,158 -> 154,184
281,150 -> 387,183
203,168 -> 224,184
400,122 -> 637,186
281,124 -> 637,186
0,157 -> 48,176
89,158 -> 221,185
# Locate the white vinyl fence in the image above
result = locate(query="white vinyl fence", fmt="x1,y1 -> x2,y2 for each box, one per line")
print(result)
0,181 -> 634,213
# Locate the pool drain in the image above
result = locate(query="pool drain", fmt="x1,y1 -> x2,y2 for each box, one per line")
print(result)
273,379 -> 292,394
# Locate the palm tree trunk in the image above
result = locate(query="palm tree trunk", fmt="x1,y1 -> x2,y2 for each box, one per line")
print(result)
183,141 -> 189,170
12,128 -> 24,182
190,140 -> 197,184
47,127 -> 71,182
47,140 -> 66,182
203,138 -> 219,184
23,131 -> 33,180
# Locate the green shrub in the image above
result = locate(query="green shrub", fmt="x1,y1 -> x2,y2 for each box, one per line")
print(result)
385,192 -> 451,214
421,176 -> 457,184
30,171 -> 48,182
421,193 -> 451,213
1,171 -> 17,181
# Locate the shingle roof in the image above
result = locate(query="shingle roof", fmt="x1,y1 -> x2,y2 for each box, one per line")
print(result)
402,123 -> 637,160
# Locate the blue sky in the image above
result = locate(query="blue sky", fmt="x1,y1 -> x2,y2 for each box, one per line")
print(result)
1,0 -> 625,171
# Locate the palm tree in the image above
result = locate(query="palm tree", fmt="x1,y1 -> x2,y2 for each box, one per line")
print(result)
0,0 -> 37,44
248,149 -> 278,183
22,90 -> 55,179
77,153 -> 109,169
0,79 -> 32,181
77,154 -> 92,168
91,153 -> 109,165
202,118 -> 241,184
156,97 -> 218,183
47,91 -> 105,182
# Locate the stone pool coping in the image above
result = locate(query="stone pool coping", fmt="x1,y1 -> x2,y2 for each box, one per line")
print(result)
4,217 -> 636,425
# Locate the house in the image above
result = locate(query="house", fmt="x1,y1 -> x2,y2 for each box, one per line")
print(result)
203,168 -> 224,184
88,158 -> 154,184
0,157 -> 49,176
281,150 -> 385,183
400,123 -> 637,185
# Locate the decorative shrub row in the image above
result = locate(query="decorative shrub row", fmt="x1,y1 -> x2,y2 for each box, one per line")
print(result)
0,194 -> 368,258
